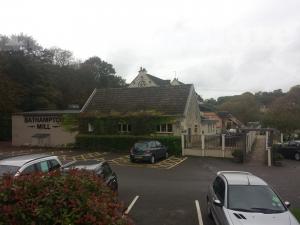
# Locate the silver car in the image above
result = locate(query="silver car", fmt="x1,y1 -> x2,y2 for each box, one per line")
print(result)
0,154 -> 62,177
207,171 -> 299,225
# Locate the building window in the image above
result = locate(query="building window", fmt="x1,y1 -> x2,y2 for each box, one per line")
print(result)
88,123 -> 94,132
118,123 -> 131,133
194,125 -> 198,133
157,124 -> 173,133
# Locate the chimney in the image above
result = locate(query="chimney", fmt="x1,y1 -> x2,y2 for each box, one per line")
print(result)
138,67 -> 147,76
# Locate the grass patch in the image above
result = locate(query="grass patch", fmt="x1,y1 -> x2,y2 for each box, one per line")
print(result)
291,208 -> 300,222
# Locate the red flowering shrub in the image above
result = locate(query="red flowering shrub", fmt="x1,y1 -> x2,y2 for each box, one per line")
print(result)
0,170 -> 133,225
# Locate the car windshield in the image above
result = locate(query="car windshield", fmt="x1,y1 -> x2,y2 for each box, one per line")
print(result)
0,165 -> 20,176
228,185 -> 286,213
134,142 -> 149,150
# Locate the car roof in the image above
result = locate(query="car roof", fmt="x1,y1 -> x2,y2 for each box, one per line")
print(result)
136,140 -> 158,143
217,171 -> 268,186
63,160 -> 105,171
0,154 -> 53,167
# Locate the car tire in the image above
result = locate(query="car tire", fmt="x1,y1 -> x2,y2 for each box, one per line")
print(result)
295,153 -> 300,161
165,152 -> 169,159
130,157 -> 135,163
207,198 -> 213,219
150,155 -> 155,164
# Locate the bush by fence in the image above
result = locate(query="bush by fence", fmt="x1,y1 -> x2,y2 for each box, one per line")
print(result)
0,170 -> 133,225
76,134 -> 182,156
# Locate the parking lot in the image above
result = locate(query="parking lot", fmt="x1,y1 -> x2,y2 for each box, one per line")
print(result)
113,157 -> 300,225
0,146 -> 300,225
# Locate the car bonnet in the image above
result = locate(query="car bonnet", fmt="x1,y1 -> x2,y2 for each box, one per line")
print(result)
225,208 -> 293,225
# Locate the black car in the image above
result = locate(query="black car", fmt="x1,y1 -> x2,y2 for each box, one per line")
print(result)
62,160 -> 118,191
130,140 -> 168,164
276,141 -> 300,161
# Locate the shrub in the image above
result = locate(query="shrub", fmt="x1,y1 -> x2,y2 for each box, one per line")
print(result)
0,170 -> 133,225
291,208 -> 300,222
232,149 -> 243,163
76,134 -> 182,156
271,144 -> 284,165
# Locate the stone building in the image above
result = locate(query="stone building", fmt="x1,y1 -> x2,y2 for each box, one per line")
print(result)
80,84 -> 202,136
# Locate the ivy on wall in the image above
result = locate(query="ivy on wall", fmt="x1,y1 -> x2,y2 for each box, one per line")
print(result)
79,111 -> 179,135
61,114 -> 79,132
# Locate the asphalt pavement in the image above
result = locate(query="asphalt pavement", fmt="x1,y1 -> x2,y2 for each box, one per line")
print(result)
113,157 -> 300,225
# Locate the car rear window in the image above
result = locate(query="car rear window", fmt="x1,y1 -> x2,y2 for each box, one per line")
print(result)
0,165 -> 20,176
134,142 -> 149,150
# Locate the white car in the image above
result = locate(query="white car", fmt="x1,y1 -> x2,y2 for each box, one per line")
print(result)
207,171 -> 299,225
0,154 -> 62,177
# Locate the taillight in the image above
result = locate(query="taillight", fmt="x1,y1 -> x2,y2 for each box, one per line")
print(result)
130,147 -> 134,154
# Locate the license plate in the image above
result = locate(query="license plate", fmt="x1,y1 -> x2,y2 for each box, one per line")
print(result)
135,155 -> 143,159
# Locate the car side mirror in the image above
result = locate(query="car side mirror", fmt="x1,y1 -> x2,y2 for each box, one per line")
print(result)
213,199 -> 223,207
284,201 -> 291,208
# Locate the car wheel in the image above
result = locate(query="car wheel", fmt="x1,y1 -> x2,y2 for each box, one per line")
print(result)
295,153 -> 300,161
207,197 -> 213,219
150,155 -> 155,164
165,152 -> 169,159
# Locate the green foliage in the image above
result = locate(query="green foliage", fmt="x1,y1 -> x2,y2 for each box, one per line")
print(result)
0,113 -> 11,141
80,113 -> 176,135
0,170 -> 132,225
202,86 -> 300,133
61,114 -> 79,132
271,144 -> 284,162
217,92 -> 261,124
0,34 -> 126,112
76,134 -> 182,156
291,208 -> 300,222
263,86 -> 300,132
232,149 -> 243,163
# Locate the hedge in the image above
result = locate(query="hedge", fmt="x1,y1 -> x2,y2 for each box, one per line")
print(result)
76,134 -> 182,156
0,113 -> 11,141
0,170 -> 133,225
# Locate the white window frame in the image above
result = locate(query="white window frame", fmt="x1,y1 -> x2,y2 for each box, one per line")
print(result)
156,123 -> 173,133
118,123 -> 131,133
88,123 -> 94,132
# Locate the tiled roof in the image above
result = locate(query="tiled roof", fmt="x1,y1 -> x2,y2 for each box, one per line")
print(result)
82,85 -> 193,116
15,110 -> 80,115
147,74 -> 171,86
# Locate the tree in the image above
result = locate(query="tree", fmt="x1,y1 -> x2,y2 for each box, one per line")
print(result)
217,92 -> 261,123
47,47 -> 74,66
0,72 -> 23,112
263,86 -> 300,132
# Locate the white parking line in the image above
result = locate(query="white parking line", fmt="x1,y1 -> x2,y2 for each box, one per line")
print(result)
124,196 -> 139,215
195,200 -> 204,225
167,157 -> 188,169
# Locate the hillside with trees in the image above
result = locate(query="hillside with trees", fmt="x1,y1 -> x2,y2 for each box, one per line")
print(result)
0,34 -> 126,140
202,86 -> 300,133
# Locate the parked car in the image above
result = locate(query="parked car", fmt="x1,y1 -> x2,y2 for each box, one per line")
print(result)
62,160 -> 118,192
276,140 -> 300,161
207,171 -> 299,225
130,140 -> 168,164
0,154 -> 62,177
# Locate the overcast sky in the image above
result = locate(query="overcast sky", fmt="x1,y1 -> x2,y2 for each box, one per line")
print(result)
1,0 -> 300,99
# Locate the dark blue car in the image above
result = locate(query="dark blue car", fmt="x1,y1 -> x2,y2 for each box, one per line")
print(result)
130,140 -> 168,164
